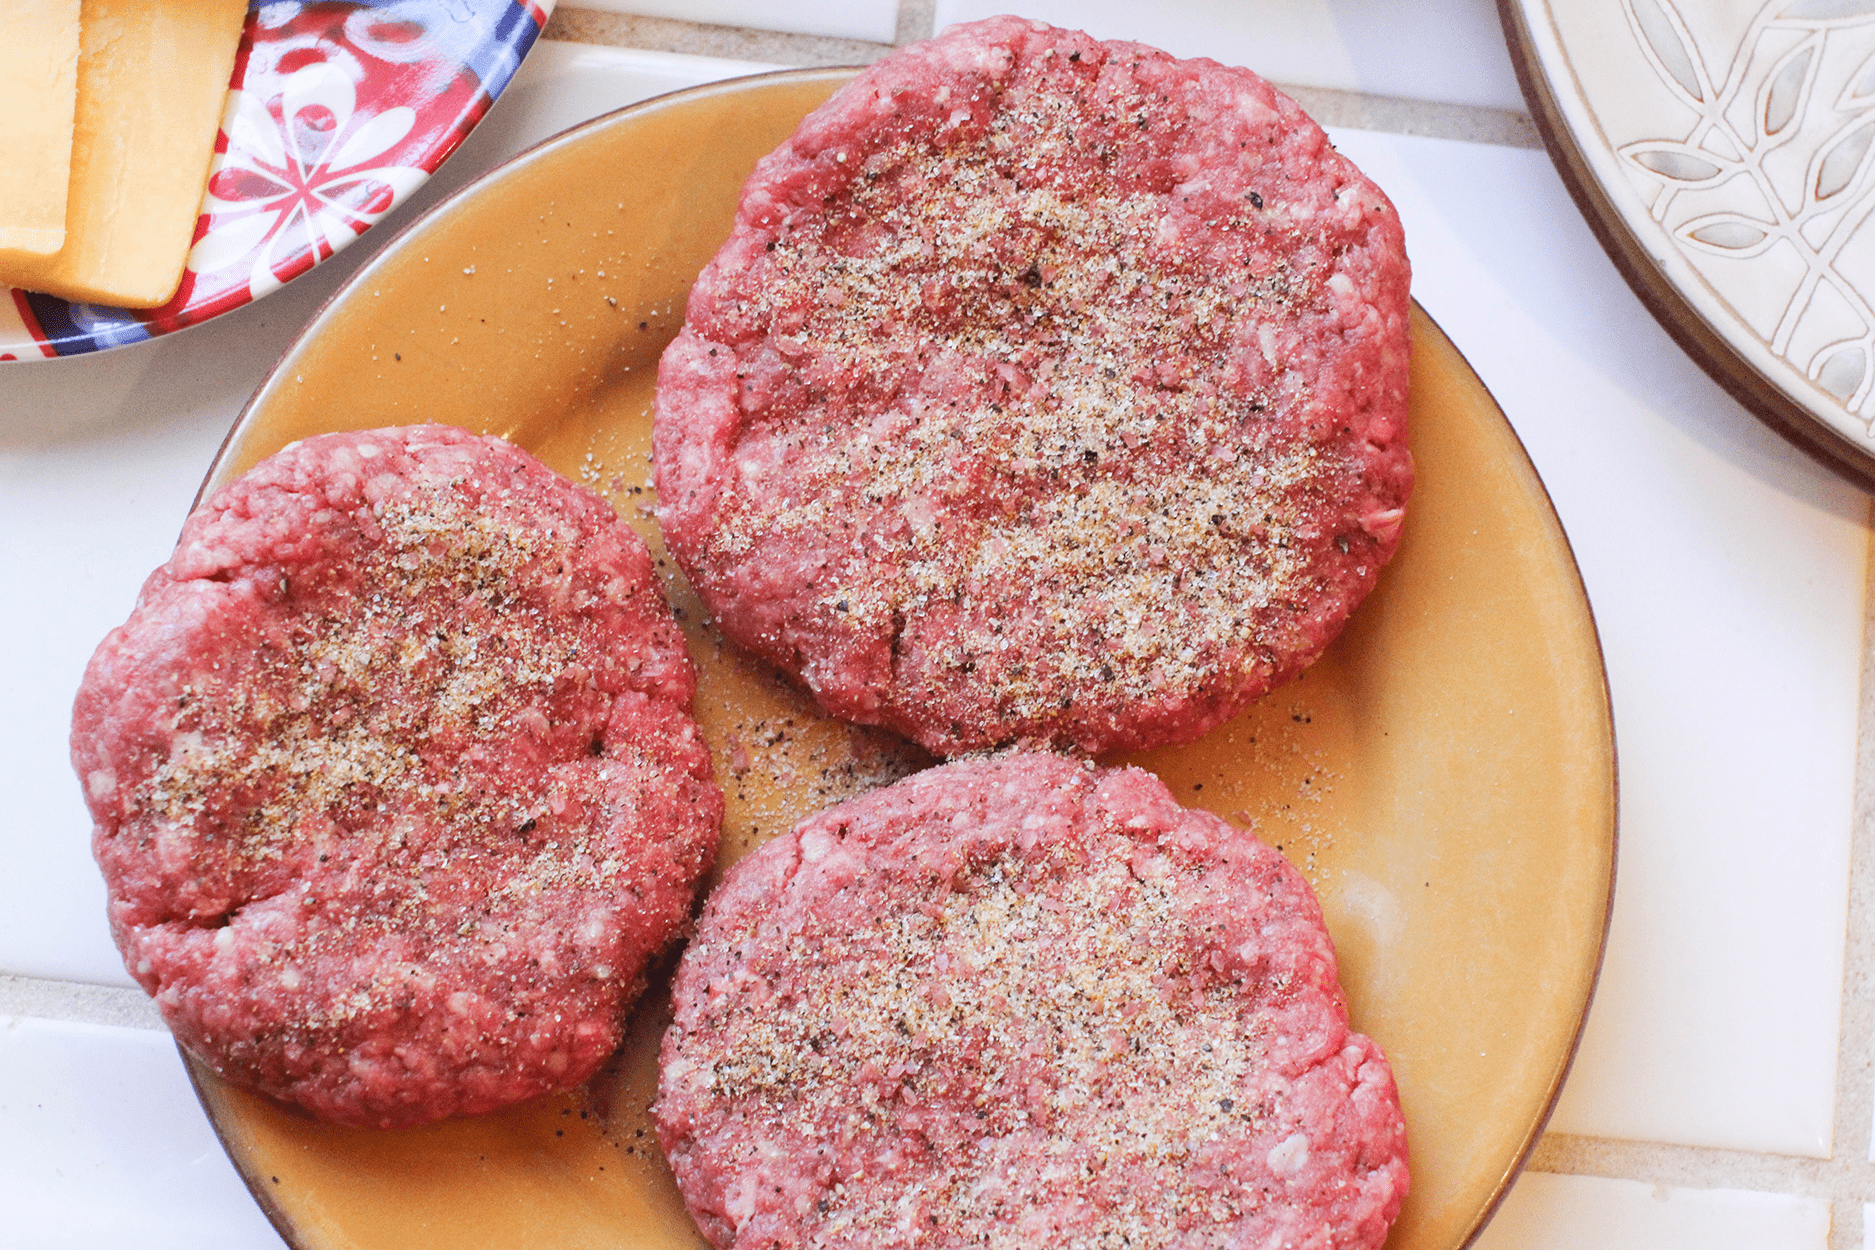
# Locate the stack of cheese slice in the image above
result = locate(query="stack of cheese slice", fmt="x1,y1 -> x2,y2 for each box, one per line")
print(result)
0,0 -> 248,309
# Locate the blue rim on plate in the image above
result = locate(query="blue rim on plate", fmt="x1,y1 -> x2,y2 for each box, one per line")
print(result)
1,0 -> 553,361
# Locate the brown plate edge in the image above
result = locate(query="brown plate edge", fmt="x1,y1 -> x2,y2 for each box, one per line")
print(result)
1410,306 -> 1620,1247
1495,0 -> 1875,495
183,1049 -> 308,1250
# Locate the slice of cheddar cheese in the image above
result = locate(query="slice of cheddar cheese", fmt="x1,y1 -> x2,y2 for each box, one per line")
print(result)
0,0 -> 81,264
1,0 -> 248,308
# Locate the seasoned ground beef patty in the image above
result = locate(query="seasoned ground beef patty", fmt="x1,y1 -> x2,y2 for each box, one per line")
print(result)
72,425 -> 722,1128
655,17 -> 1412,757
657,752 -> 1408,1250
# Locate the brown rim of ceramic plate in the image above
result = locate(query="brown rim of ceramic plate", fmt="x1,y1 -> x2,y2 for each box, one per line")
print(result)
1448,301 -> 1619,1244
179,65 -> 1618,1250
181,1054 -> 297,1245
1353,308 -> 1619,1250
1497,0 -> 1875,495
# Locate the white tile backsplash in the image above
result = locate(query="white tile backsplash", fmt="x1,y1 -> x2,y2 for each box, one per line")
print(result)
1327,128 -> 1870,1156
930,0 -> 1527,112
1477,1173 -> 1830,1250
571,0 -> 897,43
469,40 -> 779,144
0,1016 -> 283,1249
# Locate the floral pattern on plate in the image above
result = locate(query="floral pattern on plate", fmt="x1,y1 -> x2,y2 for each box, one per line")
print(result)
1,0 -> 552,361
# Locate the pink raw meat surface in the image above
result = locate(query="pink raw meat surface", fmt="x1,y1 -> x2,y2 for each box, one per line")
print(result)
655,16 -> 1412,757
657,751 -> 1407,1250
72,424 -> 722,1128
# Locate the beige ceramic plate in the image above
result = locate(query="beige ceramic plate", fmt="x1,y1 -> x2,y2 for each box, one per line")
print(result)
1499,0 -> 1875,490
185,68 -> 1616,1250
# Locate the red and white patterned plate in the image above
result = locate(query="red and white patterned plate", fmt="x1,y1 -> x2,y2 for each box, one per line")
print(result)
0,0 -> 553,361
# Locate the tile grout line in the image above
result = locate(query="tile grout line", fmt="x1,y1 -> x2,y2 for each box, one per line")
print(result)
544,6 -> 1539,148
543,7 -> 898,67
0,972 -> 164,1031
895,0 -> 935,45
1530,1134 -> 1875,1208
1276,84 -> 1539,149
1824,521 -> 1875,1249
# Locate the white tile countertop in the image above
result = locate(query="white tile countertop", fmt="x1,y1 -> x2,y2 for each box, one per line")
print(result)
4,2 -> 1873,1247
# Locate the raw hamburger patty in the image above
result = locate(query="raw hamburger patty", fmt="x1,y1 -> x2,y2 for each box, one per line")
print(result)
657,752 -> 1408,1250
72,425 -> 722,1129
655,16 -> 1412,757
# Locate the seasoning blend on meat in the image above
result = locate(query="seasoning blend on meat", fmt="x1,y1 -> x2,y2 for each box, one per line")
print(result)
657,751 -> 1408,1250
655,15 -> 1413,757
72,425 -> 722,1128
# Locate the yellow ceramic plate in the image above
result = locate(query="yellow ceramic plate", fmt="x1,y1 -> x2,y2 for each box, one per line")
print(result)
187,68 -> 1616,1250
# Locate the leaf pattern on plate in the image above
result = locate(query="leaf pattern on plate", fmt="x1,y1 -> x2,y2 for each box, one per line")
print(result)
1621,0 -> 1875,423
1779,0 -> 1875,23
1619,141 -> 1733,186
1758,37 -> 1819,142
1835,46 -> 1875,105
1810,114 -> 1875,199
1680,212 -> 1780,255
1811,337 -> 1874,404
1628,0 -> 1711,104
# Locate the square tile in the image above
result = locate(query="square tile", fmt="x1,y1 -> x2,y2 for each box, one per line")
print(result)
0,1015 -> 282,1249
1477,1172 -> 1828,1250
